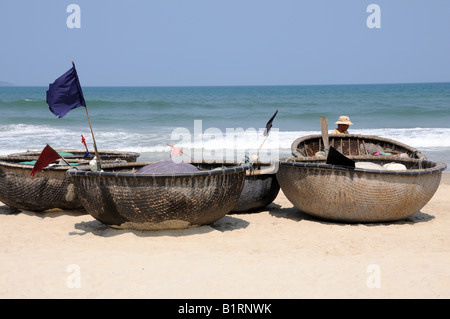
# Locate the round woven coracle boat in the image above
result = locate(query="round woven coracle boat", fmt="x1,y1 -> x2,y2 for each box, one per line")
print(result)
192,161 -> 280,213
0,156 -> 85,211
291,134 -> 426,160
276,156 -> 446,223
8,149 -> 140,162
66,161 -> 251,230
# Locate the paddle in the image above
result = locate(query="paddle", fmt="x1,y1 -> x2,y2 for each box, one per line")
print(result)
320,117 -> 330,155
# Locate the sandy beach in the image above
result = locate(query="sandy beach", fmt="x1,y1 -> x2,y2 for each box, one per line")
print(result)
1,173 -> 449,299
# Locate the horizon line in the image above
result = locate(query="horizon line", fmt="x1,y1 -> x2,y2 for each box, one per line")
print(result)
2,80 -> 450,88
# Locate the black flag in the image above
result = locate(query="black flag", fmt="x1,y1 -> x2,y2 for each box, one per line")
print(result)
326,146 -> 355,168
263,108 -> 278,137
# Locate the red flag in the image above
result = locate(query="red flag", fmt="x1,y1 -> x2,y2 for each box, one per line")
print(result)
81,134 -> 89,156
81,134 -> 87,148
169,144 -> 182,158
30,145 -> 61,177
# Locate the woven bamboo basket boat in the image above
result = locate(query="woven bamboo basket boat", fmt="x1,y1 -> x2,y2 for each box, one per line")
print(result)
66,162 -> 251,230
8,149 -> 140,162
191,161 -> 280,213
276,156 -> 446,222
291,134 -> 426,160
0,150 -> 134,211
0,156 -> 86,211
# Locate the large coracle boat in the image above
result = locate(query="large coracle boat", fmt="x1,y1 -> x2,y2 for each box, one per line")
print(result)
66,161 -> 251,230
0,149 -> 139,211
0,156 -> 85,211
276,156 -> 446,223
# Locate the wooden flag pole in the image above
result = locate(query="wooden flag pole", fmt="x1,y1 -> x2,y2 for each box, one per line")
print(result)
84,107 -> 101,170
256,134 -> 269,160
255,108 -> 278,161
47,61 -> 100,170
71,61 -> 100,169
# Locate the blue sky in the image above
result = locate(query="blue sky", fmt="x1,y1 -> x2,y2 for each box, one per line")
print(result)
1,0 -> 450,86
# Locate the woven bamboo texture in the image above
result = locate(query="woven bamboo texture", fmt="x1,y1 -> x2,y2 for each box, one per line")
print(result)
8,149 -> 140,162
67,162 -> 250,230
0,157 -> 84,211
192,161 -> 280,212
291,134 -> 426,160
231,174 -> 280,212
276,157 -> 446,222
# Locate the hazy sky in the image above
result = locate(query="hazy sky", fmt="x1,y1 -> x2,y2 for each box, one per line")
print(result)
1,0 -> 450,86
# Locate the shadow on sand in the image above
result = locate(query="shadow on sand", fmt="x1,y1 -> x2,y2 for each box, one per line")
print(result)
70,214 -> 250,238
267,202 -> 434,226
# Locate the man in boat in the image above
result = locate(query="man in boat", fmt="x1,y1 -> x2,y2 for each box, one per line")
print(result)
332,115 -> 353,134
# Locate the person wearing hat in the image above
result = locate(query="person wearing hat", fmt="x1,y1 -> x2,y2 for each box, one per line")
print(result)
333,115 -> 353,134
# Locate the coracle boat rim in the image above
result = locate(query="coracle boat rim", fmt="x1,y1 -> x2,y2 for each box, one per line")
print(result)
0,156 -> 78,171
279,157 -> 447,176
294,133 -> 424,151
190,160 -> 278,176
7,149 -> 140,158
66,162 -> 252,178
291,133 -> 427,160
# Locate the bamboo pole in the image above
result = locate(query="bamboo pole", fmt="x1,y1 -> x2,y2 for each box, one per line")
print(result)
84,107 -> 101,170
256,134 -> 269,160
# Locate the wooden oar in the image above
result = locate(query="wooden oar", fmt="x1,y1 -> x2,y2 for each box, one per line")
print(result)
320,117 -> 330,155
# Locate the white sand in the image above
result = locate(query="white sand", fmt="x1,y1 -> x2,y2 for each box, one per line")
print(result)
1,173 -> 449,299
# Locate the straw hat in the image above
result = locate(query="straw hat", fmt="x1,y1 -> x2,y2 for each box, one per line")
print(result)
335,115 -> 353,125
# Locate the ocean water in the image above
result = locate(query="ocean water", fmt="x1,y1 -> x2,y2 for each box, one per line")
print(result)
0,83 -> 449,169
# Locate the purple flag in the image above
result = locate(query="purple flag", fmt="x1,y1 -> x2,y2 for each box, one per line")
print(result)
46,62 -> 86,118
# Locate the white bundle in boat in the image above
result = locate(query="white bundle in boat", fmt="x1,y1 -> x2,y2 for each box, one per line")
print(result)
383,162 -> 407,170
355,162 -> 385,170
355,162 -> 407,171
